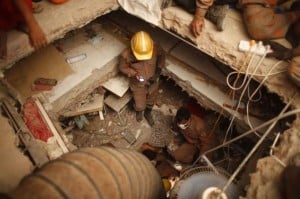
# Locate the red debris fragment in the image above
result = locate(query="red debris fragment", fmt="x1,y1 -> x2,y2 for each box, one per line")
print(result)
31,84 -> 53,91
23,98 -> 53,142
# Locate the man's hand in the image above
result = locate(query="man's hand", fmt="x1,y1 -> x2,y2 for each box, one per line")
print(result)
28,22 -> 47,49
190,16 -> 205,37
13,0 -> 47,49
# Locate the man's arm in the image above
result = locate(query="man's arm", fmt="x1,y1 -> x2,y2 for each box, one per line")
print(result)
151,44 -> 165,81
13,0 -> 47,49
119,49 -> 137,77
190,0 -> 213,37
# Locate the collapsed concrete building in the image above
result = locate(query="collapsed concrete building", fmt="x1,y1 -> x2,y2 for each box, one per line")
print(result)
1,0 -> 299,198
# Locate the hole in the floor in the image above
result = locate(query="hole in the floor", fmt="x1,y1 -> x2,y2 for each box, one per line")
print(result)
2,9 -> 298,198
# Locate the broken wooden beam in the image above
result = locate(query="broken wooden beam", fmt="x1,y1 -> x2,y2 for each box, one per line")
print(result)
1,99 -> 49,167
34,98 -> 69,154
62,94 -> 104,117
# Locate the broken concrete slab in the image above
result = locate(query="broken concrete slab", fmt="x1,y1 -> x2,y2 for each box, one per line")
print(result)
159,9 -> 300,197
245,118 -> 300,199
160,6 -> 299,107
4,45 -> 73,102
102,75 -> 129,97
107,10 -> 180,52
170,42 -> 227,86
104,91 -> 132,112
0,0 -> 119,69
40,24 -> 126,113
2,99 -> 49,167
164,57 -> 265,130
161,7 -> 249,67
62,94 -> 104,117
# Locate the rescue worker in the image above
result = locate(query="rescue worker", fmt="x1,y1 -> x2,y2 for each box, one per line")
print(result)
119,31 -> 165,126
174,0 -> 230,37
239,0 -> 300,87
171,107 -> 215,162
239,0 -> 300,41
0,0 -> 47,59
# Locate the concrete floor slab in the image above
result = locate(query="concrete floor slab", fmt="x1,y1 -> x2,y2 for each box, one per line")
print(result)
102,75 -> 129,97
0,0 -> 119,69
45,23 -> 126,106
107,11 -> 180,52
170,42 -> 227,85
104,92 -> 132,113
4,45 -> 73,102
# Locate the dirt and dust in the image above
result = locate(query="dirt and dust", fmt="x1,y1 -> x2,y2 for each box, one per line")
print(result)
67,77 -> 256,178
69,77 -> 189,150
0,115 -> 33,193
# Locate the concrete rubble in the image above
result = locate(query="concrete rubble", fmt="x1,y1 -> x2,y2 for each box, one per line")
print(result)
0,2 -> 299,198
160,5 -> 300,199
0,115 -> 33,193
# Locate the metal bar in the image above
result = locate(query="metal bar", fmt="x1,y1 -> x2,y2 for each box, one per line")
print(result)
222,98 -> 292,192
270,133 -> 286,167
193,108 -> 300,166
201,155 -> 220,175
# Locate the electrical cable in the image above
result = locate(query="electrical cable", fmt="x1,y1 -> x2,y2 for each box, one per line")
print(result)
193,103 -> 300,166
223,45 -> 270,144
221,47 -> 257,169
209,43 -> 255,140
226,52 -> 257,91
246,61 -> 285,136
221,96 -> 295,194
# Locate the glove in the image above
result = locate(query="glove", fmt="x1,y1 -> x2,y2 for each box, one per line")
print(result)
264,40 -> 293,60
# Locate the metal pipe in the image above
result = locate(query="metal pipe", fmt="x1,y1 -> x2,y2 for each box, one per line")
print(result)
222,98 -> 292,193
270,132 -> 286,167
201,155 -> 220,175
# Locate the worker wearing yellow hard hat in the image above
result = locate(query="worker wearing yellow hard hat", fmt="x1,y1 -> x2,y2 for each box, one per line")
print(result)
119,31 -> 166,126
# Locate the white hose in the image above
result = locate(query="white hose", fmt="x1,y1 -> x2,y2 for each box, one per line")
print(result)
224,46 -> 270,143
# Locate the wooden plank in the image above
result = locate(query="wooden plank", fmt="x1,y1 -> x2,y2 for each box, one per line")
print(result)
62,94 -> 104,117
104,92 -> 132,112
1,99 -> 49,167
102,75 -> 130,97
34,98 -> 69,153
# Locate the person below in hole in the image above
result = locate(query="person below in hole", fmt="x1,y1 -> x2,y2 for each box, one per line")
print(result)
119,31 -> 166,126
169,107 -> 216,163
173,0 -> 231,37
0,0 -> 47,59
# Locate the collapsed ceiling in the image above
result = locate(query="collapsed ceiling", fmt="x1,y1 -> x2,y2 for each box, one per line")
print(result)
0,1 -> 300,199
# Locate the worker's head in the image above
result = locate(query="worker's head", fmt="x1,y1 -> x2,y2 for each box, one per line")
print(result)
131,31 -> 153,61
175,107 -> 191,130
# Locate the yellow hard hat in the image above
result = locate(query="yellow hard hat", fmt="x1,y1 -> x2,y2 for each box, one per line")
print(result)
131,31 -> 153,60
162,178 -> 171,192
